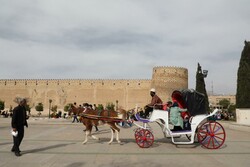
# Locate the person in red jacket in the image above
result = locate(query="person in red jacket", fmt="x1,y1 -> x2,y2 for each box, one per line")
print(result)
11,97 -> 29,157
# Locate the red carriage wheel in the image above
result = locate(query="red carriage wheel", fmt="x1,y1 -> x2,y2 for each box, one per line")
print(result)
134,128 -> 141,136
134,128 -> 154,148
197,121 -> 226,149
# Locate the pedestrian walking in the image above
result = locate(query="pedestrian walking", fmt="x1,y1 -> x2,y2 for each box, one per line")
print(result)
11,97 -> 29,156
72,102 -> 79,123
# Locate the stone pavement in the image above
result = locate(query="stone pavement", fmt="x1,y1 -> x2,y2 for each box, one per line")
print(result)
1,117 -> 250,167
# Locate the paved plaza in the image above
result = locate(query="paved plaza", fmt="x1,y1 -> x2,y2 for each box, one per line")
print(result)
1,117 -> 250,167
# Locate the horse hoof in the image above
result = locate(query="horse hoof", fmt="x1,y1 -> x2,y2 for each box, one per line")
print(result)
82,142 -> 87,145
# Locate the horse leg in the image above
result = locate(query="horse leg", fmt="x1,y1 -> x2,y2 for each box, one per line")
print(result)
90,121 -> 99,140
114,126 -> 121,144
115,129 -> 121,144
90,133 -> 99,140
82,123 -> 93,144
82,123 -> 100,144
110,123 -> 121,144
108,128 -> 115,144
82,130 -> 90,144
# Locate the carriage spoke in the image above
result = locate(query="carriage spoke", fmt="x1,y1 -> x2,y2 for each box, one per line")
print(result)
199,129 -> 209,134
205,136 -> 212,148
209,123 -> 213,133
214,137 -> 222,146
211,137 -> 215,148
214,135 -> 225,141
212,122 -> 217,132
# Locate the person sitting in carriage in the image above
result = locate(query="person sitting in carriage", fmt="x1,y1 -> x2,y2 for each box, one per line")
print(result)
169,102 -> 188,131
142,88 -> 163,118
162,101 -> 173,111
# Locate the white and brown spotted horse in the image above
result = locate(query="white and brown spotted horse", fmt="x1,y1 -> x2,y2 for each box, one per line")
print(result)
68,105 -> 127,145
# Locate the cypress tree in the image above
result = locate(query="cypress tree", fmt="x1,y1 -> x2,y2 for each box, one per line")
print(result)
236,41 -> 250,108
195,63 -> 209,112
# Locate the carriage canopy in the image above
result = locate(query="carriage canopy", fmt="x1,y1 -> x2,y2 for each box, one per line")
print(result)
171,89 -> 207,116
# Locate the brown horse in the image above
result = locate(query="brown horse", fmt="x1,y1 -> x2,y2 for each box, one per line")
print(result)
68,105 -> 127,144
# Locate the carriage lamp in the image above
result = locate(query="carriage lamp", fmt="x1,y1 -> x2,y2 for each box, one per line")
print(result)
203,70 -> 208,78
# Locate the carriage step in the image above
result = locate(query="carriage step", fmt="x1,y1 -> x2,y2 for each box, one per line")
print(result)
170,130 -> 192,135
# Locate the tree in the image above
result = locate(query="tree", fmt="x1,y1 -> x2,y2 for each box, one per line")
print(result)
228,104 -> 236,120
195,63 -> 209,112
0,100 -> 4,111
64,103 -> 72,112
105,102 -> 115,111
236,40 -> 250,108
97,104 -> 104,110
51,105 -> 58,117
218,99 -> 230,109
51,105 -> 57,112
35,102 -> 44,116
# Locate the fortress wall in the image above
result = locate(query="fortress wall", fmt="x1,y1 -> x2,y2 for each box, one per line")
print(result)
151,66 -> 188,102
66,79 -> 151,110
0,66 -> 188,115
0,79 -> 152,115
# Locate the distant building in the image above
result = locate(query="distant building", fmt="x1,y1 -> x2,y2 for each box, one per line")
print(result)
209,95 -> 236,109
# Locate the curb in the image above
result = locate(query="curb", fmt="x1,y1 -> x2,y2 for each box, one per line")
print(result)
219,121 -> 250,133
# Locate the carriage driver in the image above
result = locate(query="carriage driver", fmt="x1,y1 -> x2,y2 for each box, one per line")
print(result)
143,88 -> 163,118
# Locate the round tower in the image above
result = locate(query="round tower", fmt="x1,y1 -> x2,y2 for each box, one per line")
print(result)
151,66 -> 188,102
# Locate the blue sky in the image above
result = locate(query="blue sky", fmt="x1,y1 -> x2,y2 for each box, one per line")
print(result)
1,0 -> 250,95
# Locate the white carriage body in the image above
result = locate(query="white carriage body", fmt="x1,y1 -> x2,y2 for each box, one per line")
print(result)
148,108 -> 219,145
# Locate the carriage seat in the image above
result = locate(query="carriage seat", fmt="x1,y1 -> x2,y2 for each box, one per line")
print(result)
134,113 -> 150,123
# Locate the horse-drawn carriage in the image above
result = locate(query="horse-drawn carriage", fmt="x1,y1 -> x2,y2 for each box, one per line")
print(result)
69,89 -> 226,149
132,89 -> 226,149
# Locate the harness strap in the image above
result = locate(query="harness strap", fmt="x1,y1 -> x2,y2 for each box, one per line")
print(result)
107,110 -> 110,117
98,110 -> 111,117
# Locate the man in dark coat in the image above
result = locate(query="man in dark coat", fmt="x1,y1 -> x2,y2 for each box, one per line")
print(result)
11,98 -> 29,156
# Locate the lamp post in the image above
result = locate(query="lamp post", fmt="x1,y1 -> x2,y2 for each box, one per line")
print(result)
49,99 -> 52,119
116,100 -> 118,111
203,70 -> 208,78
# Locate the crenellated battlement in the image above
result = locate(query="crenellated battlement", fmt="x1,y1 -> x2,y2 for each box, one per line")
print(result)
153,66 -> 187,70
0,79 -> 152,87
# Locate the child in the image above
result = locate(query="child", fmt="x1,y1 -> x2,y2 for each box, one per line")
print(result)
169,102 -> 187,131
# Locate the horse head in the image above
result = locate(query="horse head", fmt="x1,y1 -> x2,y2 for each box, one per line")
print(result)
68,104 -> 79,116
